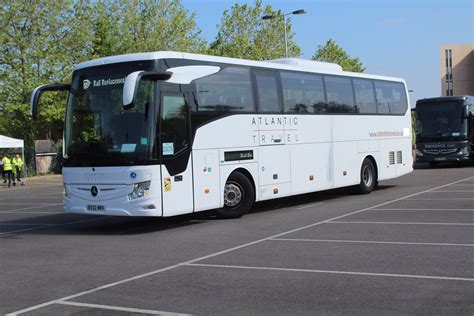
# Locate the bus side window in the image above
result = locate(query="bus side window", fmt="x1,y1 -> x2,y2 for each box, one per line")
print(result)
194,67 -> 254,112
324,76 -> 356,113
375,87 -> 390,113
353,79 -> 377,114
281,71 -> 326,113
255,73 -> 281,113
374,81 -> 408,115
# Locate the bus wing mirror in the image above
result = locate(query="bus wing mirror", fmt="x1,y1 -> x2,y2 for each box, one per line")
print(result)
165,66 -> 220,84
123,71 -> 171,109
462,106 -> 469,119
30,83 -> 70,119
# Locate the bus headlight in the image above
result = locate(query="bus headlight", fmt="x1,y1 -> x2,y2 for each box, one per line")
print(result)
128,181 -> 151,200
458,147 -> 469,155
415,149 -> 423,156
64,183 -> 71,198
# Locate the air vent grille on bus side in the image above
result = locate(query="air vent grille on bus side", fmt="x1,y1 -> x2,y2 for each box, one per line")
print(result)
396,151 -> 403,164
389,151 -> 395,165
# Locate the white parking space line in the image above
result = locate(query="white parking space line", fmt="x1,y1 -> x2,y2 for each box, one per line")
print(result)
406,198 -> 474,200
0,226 -> 54,236
0,203 -> 59,205
0,183 -> 62,194
1,203 -> 63,213
0,198 -> 63,202
8,191 -> 63,198
328,221 -> 474,226
427,190 -> 474,193
0,223 -> 55,226
2,195 -> 63,200
57,301 -> 188,316
374,208 -> 474,211
6,175 -> 474,316
0,216 -> 107,237
186,263 -> 474,282
0,211 -> 62,214
11,196 -> 63,199
270,238 -> 474,247
295,202 -> 324,209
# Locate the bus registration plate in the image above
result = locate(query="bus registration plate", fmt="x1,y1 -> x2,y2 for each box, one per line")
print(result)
87,205 -> 105,212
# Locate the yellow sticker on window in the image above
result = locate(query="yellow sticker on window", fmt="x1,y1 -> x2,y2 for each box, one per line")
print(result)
164,177 -> 171,192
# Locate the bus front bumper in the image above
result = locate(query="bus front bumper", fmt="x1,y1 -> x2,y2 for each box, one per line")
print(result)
415,154 -> 471,163
63,191 -> 162,217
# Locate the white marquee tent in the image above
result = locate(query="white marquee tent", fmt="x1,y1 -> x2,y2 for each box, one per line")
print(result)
0,135 -> 24,149
0,135 -> 27,179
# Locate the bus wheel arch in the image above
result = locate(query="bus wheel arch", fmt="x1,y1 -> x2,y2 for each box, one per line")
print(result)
365,155 -> 378,187
356,156 -> 378,194
215,168 -> 256,219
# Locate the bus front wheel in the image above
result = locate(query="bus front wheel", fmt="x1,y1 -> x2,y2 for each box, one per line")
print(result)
215,171 -> 255,219
356,158 -> 377,194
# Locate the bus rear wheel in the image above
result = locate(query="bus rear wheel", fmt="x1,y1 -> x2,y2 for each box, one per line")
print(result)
215,171 -> 254,219
356,158 -> 376,194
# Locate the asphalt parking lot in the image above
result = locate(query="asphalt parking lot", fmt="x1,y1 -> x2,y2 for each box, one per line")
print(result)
1,164 -> 473,315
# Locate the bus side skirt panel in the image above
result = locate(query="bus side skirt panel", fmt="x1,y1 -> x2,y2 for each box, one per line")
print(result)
192,149 -> 222,212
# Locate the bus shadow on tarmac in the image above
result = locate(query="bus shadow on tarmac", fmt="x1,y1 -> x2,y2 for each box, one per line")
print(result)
1,185 -> 396,237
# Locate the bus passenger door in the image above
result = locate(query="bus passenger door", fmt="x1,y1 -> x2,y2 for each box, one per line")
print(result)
160,93 -> 194,216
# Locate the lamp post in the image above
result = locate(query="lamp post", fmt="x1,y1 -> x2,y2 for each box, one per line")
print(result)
262,9 -> 306,58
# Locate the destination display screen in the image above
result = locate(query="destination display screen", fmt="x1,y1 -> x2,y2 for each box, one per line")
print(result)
224,150 -> 254,162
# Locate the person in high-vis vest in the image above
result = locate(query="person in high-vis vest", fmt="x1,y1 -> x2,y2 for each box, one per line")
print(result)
12,154 -> 24,185
1,154 -> 14,188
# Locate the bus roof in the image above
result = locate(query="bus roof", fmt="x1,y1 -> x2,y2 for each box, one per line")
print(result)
75,51 -> 406,83
416,96 -> 473,105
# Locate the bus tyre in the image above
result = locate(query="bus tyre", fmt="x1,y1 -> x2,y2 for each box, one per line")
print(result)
356,158 -> 376,194
215,172 -> 255,219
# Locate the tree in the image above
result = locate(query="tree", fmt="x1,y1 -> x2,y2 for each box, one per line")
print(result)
0,0 -> 205,152
209,0 -> 301,60
91,0 -> 206,57
0,0 -> 93,145
312,39 -> 365,73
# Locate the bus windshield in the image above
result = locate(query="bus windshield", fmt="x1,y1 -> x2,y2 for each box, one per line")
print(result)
64,62 -> 158,167
415,101 -> 468,141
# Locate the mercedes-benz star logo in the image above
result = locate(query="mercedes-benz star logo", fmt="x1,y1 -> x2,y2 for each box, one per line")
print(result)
91,186 -> 98,197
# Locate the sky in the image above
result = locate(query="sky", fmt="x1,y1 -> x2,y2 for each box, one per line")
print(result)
182,0 -> 473,107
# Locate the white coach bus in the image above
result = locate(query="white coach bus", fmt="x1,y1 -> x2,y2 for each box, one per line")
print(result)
31,51 -> 413,218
